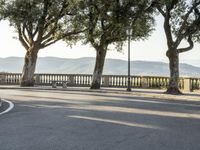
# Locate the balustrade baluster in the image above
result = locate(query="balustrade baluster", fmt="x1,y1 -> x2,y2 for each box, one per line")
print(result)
133,77 -> 135,87
117,77 -> 120,87
115,76 -> 117,86
135,77 -> 138,87
120,76 -> 122,87
83,76 -> 85,85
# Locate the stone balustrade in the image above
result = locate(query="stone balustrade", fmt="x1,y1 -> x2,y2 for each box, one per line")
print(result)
0,73 -> 199,91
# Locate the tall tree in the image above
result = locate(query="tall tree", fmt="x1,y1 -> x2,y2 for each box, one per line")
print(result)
153,0 -> 200,94
81,0 -> 155,89
0,0 -> 84,86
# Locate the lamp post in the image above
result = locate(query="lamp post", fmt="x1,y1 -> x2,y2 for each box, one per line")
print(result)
126,26 -> 132,91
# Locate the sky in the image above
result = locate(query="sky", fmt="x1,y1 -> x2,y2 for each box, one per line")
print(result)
0,16 -> 200,66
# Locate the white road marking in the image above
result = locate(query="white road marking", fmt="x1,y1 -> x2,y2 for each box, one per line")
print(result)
0,99 -> 14,115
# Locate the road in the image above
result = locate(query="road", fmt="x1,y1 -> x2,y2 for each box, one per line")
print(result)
0,89 -> 200,150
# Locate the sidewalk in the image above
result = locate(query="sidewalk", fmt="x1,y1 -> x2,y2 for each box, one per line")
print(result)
0,85 -> 200,101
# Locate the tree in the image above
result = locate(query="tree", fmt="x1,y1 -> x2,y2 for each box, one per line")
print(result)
0,0 -> 84,86
81,0 -> 155,89
153,0 -> 200,94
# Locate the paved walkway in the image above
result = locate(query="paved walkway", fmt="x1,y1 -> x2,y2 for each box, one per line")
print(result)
0,85 -> 200,101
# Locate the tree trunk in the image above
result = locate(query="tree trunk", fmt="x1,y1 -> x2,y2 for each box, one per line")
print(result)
165,49 -> 182,95
90,47 -> 107,89
20,48 -> 38,87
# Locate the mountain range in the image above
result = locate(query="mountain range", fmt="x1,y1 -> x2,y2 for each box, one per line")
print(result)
0,57 -> 200,77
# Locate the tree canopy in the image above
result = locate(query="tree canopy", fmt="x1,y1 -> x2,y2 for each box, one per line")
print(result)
153,0 -> 200,52
81,0 -> 155,51
0,0 -> 84,50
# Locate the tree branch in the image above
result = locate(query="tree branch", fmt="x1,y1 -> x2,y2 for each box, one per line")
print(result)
40,29 -> 87,49
41,24 -> 58,41
175,1 -> 200,47
156,5 -> 166,17
164,11 -> 174,48
38,0 -> 69,43
152,1 -> 166,17
26,22 -> 34,44
88,0 -> 99,48
22,24 -> 30,46
178,36 -> 194,53
17,26 -> 29,50
168,0 -> 179,10
36,0 -> 50,42
43,1 -> 69,30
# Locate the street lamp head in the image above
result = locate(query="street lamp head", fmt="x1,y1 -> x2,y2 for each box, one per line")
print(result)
126,26 -> 133,36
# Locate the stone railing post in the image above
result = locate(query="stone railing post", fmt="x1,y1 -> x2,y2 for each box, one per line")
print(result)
102,76 -> 109,87
0,74 -> 6,84
68,75 -> 75,86
141,77 -> 148,88
183,78 -> 192,92
34,74 -> 40,85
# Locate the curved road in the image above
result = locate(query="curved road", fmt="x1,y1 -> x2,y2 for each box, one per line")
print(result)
0,89 -> 200,150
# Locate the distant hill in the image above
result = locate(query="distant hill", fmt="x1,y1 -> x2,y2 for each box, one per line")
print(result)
0,57 -> 200,77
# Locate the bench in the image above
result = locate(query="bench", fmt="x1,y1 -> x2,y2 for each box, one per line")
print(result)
51,81 -> 68,88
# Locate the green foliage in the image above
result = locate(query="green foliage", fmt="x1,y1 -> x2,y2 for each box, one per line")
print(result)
0,0 -> 84,50
155,0 -> 200,45
170,0 -> 200,41
79,0 -> 155,52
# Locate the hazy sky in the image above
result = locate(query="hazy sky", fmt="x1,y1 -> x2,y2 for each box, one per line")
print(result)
0,16 -> 200,65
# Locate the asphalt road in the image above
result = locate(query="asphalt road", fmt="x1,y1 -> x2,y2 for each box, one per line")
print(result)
0,89 -> 200,150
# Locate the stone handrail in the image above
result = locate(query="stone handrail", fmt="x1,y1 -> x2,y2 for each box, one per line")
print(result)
0,73 -> 199,91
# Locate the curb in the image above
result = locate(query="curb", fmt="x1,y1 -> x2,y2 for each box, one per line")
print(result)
0,99 -> 14,115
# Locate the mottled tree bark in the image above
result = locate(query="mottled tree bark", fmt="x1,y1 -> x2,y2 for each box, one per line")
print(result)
165,49 -> 182,95
90,47 -> 107,89
20,48 -> 39,87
